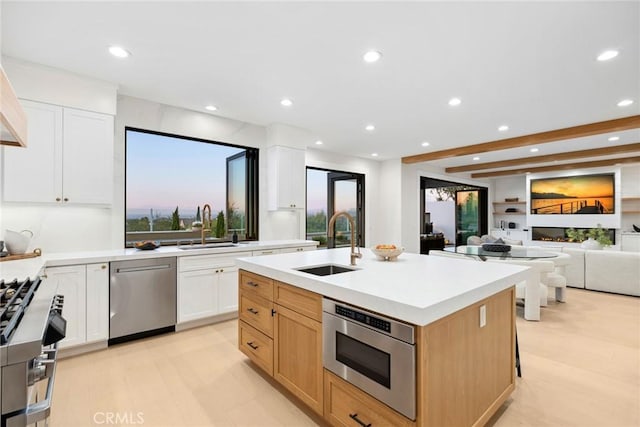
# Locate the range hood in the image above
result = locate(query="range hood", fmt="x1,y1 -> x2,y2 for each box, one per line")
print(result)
0,66 -> 27,147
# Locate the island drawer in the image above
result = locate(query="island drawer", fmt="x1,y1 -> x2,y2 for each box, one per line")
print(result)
239,270 -> 274,301
324,370 -> 414,427
239,321 -> 273,376
275,281 -> 322,322
239,293 -> 274,337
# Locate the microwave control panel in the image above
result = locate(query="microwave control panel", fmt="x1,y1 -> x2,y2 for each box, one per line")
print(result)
334,305 -> 391,333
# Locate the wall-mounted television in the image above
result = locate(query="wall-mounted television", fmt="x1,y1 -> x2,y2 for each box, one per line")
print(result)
530,173 -> 615,215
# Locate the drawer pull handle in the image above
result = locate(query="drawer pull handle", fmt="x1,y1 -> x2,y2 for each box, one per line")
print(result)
247,341 -> 259,350
247,308 -> 259,315
349,413 -> 371,427
246,281 -> 259,287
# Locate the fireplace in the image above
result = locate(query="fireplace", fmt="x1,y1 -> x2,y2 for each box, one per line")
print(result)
531,226 -> 615,244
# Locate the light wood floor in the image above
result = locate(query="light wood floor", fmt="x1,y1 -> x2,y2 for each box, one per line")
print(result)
50,288 -> 639,427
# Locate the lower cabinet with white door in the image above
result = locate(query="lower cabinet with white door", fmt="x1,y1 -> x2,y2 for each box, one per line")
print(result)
43,262 -> 109,350
178,252 -> 252,324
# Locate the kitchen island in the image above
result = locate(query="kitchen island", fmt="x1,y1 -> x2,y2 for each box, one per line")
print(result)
236,247 -> 530,427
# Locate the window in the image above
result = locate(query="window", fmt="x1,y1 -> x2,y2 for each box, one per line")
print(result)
306,167 -> 365,248
125,128 -> 258,246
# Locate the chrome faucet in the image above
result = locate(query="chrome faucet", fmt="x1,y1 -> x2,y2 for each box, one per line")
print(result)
201,204 -> 212,244
327,211 -> 362,266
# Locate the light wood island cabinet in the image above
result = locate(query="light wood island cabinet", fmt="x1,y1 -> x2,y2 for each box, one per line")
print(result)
238,271 -> 324,415
238,269 -> 516,427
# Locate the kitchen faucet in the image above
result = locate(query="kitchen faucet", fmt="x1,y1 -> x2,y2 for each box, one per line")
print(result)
201,204 -> 212,244
327,211 -> 362,266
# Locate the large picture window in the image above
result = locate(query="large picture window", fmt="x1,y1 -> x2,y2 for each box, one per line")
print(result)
125,128 -> 258,246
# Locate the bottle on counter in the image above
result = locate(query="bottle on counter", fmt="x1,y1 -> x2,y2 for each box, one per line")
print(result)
232,230 -> 238,243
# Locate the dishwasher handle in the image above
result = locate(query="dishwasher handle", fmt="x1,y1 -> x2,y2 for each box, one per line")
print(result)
115,264 -> 172,274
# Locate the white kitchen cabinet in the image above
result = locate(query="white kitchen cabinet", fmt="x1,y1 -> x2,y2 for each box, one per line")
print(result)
44,265 -> 87,349
218,266 -> 241,314
2,100 -> 114,205
3,101 -> 62,203
44,262 -> 109,349
85,262 -> 109,343
178,268 -> 218,322
178,251 -> 251,323
267,145 -> 305,210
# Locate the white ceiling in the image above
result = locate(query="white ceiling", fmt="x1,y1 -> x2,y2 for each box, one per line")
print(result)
1,1 -> 639,172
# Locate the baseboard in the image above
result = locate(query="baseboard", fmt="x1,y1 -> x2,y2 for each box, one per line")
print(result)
176,311 -> 238,332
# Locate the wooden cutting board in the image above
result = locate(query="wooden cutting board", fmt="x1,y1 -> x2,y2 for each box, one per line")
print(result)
0,250 -> 42,262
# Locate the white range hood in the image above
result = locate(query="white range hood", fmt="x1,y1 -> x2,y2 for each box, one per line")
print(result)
0,66 -> 27,147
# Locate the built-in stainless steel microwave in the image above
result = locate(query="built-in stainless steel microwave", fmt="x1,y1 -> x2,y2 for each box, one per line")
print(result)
322,298 -> 416,420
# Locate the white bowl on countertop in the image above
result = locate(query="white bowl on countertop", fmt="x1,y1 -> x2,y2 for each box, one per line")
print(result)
371,245 -> 404,261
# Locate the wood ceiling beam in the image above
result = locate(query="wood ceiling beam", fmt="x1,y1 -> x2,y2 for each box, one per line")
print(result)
445,143 -> 640,173
402,115 -> 640,164
470,156 -> 640,178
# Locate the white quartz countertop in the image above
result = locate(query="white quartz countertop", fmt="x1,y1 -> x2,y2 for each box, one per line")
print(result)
0,240 -> 317,281
236,247 -> 530,326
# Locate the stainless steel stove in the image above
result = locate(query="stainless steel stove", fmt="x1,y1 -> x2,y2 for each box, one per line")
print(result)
1,277 -> 66,427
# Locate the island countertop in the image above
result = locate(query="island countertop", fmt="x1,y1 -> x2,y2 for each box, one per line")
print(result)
236,247 -> 530,326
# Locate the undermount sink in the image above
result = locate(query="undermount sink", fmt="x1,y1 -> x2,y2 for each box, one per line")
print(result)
296,264 -> 358,276
178,243 -> 237,250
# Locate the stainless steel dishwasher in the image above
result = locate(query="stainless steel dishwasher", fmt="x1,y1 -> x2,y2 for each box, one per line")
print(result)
109,257 -> 177,344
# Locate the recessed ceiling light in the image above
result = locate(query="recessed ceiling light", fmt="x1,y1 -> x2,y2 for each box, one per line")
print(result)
363,50 -> 382,63
617,99 -> 634,107
448,97 -> 462,107
108,45 -> 130,58
280,98 -> 293,107
371,153 -> 379,157
365,124 -> 375,132
315,140 -> 323,145
530,148 -> 539,153
498,125 -> 509,132
473,156 -> 480,161
205,105 -> 217,111
608,136 -> 620,142
421,141 -> 430,147
597,50 -> 619,61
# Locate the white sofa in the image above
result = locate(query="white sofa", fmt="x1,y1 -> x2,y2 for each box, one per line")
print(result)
584,250 -> 640,296
547,247 -> 639,296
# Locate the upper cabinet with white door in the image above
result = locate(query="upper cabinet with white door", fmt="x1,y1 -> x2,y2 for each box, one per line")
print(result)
267,145 -> 305,210
3,99 -> 114,205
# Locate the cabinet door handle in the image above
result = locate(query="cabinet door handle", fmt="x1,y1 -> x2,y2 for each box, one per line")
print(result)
63,197 -> 69,202
246,281 -> 259,287
246,341 -> 259,350
271,309 -> 276,317
101,265 -> 107,269
349,413 -> 371,427
247,308 -> 259,315
55,197 -> 61,202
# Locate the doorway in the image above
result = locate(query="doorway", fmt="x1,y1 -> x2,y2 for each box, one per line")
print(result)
306,167 -> 365,248
420,177 -> 488,248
